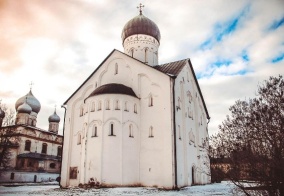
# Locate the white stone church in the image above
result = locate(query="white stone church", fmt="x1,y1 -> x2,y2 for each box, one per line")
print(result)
61,8 -> 211,189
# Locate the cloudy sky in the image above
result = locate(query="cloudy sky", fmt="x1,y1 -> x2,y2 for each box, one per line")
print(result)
0,0 -> 283,135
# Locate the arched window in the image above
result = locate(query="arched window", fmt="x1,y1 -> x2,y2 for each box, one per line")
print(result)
109,123 -> 115,136
145,48 -> 148,64
57,146 -> 62,157
91,102 -> 95,112
25,140 -> 31,151
124,102 -> 128,111
187,91 -> 192,103
115,63 -> 118,75
92,125 -> 98,137
130,48 -> 134,57
80,106 -> 84,116
149,95 -> 153,107
106,100 -> 110,110
98,101 -> 102,110
177,97 -> 181,109
77,134 -> 81,145
149,126 -> 154,138
187,71 -> 189,82
192,166 -> 195,185
41,143 -> 47,154
49,163 -> 56,169
129,124 -> 133,138
115,100 -> 120,110
134,104 -> 137,113
10,172 -> 14,180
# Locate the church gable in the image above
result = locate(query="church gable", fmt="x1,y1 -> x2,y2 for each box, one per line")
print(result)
64,49 -> 169,105
155,59 -> 209,119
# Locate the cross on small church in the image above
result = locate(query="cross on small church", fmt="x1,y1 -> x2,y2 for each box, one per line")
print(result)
29,81 -> 34,90
137,3 -> 144,14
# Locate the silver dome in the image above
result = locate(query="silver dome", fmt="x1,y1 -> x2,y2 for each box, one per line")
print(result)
48,111 -> 60,123
15,90 -> 41,113
0,107 -> 5,118
18,102 -> 32,114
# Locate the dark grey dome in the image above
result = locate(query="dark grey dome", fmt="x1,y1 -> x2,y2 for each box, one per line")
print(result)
121,13 -> 161,43
87,83 -> 138,99
0,107 -> 5,118
15,90 -> 41,113
18,102 -> 32,114
48,111 -> 60,123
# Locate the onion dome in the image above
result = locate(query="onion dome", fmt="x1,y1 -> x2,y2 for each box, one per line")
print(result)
121,13 -> 161,43
15,90 -> 41,114
18,101 -> 32,114
87,83 -> 138,99
48,110 -> 60,123
0,107 -> 5,118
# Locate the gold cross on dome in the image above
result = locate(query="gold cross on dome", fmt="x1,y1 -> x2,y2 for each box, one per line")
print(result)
137,3 -> 144,14
29,81 -> 34,90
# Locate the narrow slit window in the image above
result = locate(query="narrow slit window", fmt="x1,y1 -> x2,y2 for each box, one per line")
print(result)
149,126 -> 154,138
145,48 -> 148,64
115,63 -> 118,75
124,102 -> 128,111
80,107 -> 84,116
77,134 -> 81,145
109,123 -> 114,136
98,101 -> 102,111
92,125 -> 98,137
91,102 -> 95,112
115,100 -> 120,110
149,95 -> 153,107
134,104 -> 137,113
106,100 -> 110,110
129,124 -> 133,138
130,48 -> 134,57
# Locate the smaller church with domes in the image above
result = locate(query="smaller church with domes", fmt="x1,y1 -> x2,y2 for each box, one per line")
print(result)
0,89 -> 63,183
60,6 -> 211,189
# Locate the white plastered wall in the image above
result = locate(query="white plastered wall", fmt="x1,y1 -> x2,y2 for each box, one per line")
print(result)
61,50 -> 174,188
174,62 -> 211,188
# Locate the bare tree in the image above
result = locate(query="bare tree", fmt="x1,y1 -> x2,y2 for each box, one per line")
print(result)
0,104 -> 19,173
210,75 -> 284,196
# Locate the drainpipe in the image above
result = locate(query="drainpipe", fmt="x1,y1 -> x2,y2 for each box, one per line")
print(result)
171,77 -> 178,189
59,105 -> 67,187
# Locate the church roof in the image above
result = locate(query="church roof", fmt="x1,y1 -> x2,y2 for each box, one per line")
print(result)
17,152 -> 61,161
154,59 -> 189,76
86,83 -> 138,99
155,58 -> 210,120
121,13 -> 161,43
63,49 -> 210,119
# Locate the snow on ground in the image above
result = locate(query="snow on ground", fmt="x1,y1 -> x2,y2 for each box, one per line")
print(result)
0,181 -> 241,196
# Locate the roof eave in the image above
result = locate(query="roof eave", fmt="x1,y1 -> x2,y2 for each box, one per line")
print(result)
186,59 -> 210,120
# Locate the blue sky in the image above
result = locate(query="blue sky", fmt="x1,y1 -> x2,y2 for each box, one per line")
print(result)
0,0 -> 283,135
